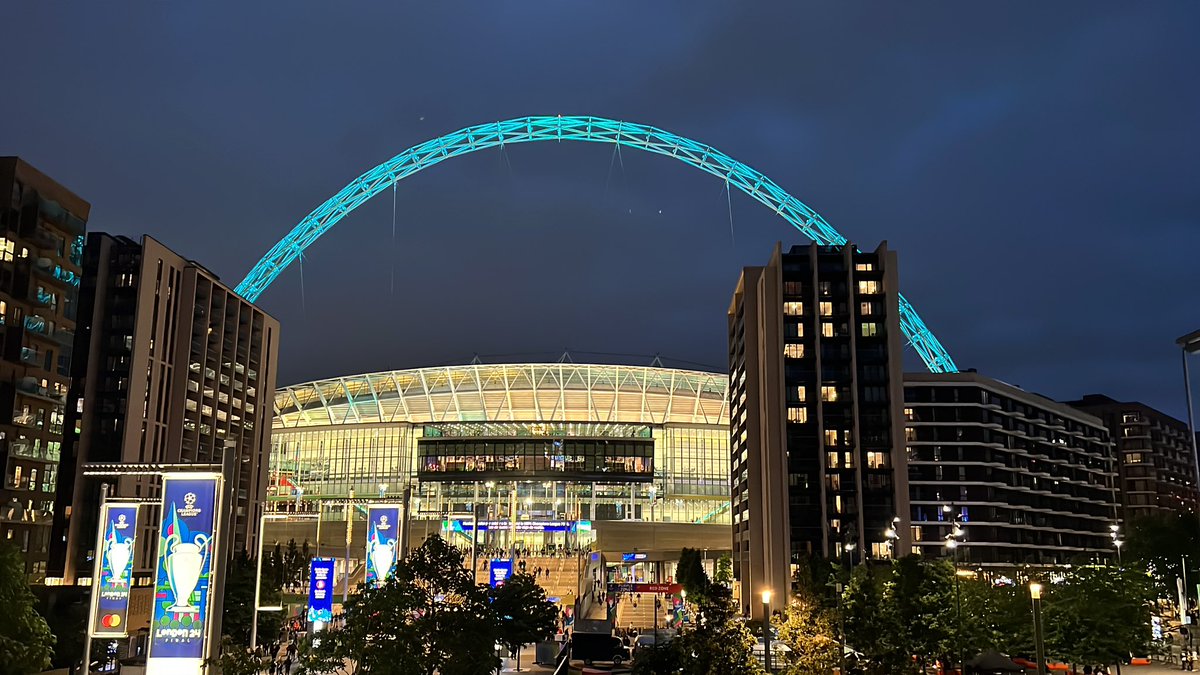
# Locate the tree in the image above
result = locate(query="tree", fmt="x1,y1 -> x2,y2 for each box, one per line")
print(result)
221,550 -> 284,647
205,636 -> 269,675
842,563 -> 906,674
299,534 -> 502,675
714,554 -> 734,586
888,556 -> 955,672
778,596 -> 839,674
490,572 -> 557,671
1042,565 -> 1154,670
1124,512 -> 1200,599
0,541 -> 55,674
633,550 -> 762,675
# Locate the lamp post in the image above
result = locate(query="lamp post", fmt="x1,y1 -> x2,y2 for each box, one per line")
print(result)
252,512 -> 317,650
1030,582 -> 1046,675
945,518 -> 964,673
762,589 -> 773,673
1178,331 -> 1200,526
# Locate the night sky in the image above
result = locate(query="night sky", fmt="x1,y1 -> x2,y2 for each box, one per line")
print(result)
2,3 -> 1197,417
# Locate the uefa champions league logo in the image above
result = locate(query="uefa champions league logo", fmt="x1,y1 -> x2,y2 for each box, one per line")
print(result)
177,492 -> 202,517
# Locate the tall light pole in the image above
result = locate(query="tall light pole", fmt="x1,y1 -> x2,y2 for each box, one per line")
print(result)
252,512 -> 316,650
1030,582 -> 1046,675
945,514 -> 965,673
762,589 -> 773,673
1178,331 -> 1200,519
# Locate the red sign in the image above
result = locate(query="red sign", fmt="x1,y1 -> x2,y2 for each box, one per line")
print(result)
606,582 -> 682,594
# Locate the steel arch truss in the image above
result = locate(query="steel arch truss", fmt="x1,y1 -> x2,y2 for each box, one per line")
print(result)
237,115 -> 958,373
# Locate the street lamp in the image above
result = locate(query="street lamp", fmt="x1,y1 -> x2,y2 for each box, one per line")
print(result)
1030,582 -> 1046,675
1114,538 -> 1124,564
1178,330 -> 1200,525
945,520 -> 964,673
378,482 -> 388,498
762,590 -> 773,673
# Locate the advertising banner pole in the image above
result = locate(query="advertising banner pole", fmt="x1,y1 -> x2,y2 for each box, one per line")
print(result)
83,483 -> 109,675
344,489 -> 353,604
206,445 -> 237,662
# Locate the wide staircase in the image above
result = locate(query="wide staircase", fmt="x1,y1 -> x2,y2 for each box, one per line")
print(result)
468,555 -> 581,605
615,594 -> 662,630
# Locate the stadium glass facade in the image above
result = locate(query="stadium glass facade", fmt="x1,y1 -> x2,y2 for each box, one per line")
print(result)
269,363 -> 730,548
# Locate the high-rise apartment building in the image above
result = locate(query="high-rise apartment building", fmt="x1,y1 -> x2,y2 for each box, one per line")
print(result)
905,373 -> 1120,566
729,242 -> 909,614
1065,394 -> 1198,521
49,234 -> 280,584
0,158 -> 88,580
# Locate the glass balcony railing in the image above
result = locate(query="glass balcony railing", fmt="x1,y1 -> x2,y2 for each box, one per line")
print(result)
19,347 -> 42,366
23,316 -> 47,335
8,441 -> 59,463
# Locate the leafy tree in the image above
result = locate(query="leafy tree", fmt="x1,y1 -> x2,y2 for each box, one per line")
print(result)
633,550 -> 762,675
1042,565 -> 1154,670
0,541 -> 55,674
841,563 -> 897,673
778,596 -> 839,674
490,572 -> 557,671
205,636 -> 269,675
714,554 -> 734,586
889,556 -> 955,672
299,534 -> 502,675
1124,512 -> 1200,599
221,550 -> 284,647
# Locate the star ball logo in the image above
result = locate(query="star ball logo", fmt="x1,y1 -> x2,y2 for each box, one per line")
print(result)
178,492 -> 202,517
115,513 -> 129,529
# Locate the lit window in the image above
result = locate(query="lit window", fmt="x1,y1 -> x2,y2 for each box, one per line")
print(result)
827,452 -> 841,468
791,386 -> 807,402
819,281 -> 832,297
787,407 -> 808,423
0,238 -> 13,262
783,301 -> 804,316
834,495 -> 843,514
855,263 -> 874,271
821,386 -> 838,402
859,301 -> 874,316
861,323 -> 879,337
824,429 -> 839,445
819,302 -> 833,316
858,280 -> 880,294
904,407 -> 914,420
783,344 -> 805,359
785,322 -> 804,338
822,322 -> 834,338
867,452 -> 888,469
1126,453 -> 1144,464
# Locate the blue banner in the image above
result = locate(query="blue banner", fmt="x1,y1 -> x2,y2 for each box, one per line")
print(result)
365,505 -> 400,586
147,475 -> 220,673
489,558 -> 513,587
90,504 -> 137,637
307,558 -> 335,624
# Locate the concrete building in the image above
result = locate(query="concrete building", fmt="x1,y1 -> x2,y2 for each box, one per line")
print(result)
49,234 -> 280,584
729,242 -> 910,614
905,372 -> 1120,566
1065,394 -> 1199,521
0,158 -> 88,580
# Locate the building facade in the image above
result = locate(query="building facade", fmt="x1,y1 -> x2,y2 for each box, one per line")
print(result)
50,234 -> 280,584
0,158 -> 88,580
268,362 -> 730,544
905,372 -> 1120,566
730,242 -> 910,614
1065,394 -> 1199,521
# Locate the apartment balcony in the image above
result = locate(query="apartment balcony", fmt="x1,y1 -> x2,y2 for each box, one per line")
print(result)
8,440 -> 59,463
19,347 -> 43,367
16,378 -> 65,404
33,258 -> 79,288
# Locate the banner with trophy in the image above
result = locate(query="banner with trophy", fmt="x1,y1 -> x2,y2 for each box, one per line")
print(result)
307,558 -> 335,624
365,505 -> 399,586
90,504 -> 138,637
147,474 -> 220,675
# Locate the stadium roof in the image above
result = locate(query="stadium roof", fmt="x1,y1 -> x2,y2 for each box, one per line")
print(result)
274,363 -> 729,429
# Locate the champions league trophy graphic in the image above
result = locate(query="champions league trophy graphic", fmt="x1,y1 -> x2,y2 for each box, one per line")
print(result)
162,493 -> 211,613
368,514 -> 396,586
104,514 -> 134,587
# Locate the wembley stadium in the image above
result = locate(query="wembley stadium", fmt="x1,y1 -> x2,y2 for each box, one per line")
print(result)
265,362 -> 732,563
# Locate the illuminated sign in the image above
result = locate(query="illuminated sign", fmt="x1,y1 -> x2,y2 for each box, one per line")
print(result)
621,553 -> 648,562
147,475 -> 221,675
366,505 -> 400,587
90,504 -> 137,637
606,582 -> 682,594
307,558 -> 335,624
489,559 -> 513,587
442,519 -> 574,533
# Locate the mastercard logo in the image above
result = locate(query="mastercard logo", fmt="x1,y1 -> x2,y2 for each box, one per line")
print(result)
100,614 -> 122,628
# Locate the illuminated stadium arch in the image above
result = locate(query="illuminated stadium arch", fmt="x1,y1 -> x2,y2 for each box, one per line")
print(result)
237,115 -> 959,373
